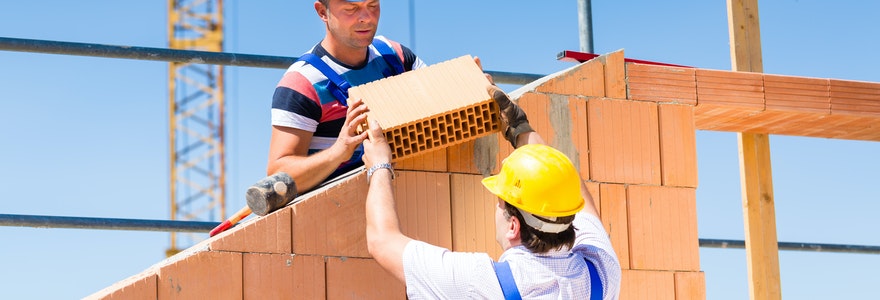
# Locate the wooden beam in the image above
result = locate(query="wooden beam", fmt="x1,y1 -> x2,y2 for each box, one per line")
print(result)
737,133 -> 781,300
727,0 -> 782,299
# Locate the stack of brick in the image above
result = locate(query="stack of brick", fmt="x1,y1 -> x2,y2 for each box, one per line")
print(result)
88,48 -> 880,299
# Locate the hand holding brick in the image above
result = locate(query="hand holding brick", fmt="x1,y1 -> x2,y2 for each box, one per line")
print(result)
487,85 -> 534,147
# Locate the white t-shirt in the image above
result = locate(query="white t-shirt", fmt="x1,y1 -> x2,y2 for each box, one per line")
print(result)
402,212 -> 621,299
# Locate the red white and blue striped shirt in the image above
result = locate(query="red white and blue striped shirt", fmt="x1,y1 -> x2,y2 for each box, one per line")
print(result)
271,36 -> 426,180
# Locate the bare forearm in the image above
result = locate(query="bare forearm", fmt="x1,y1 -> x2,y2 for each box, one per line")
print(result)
365,168 -> 410,283
267,146 -> 348,193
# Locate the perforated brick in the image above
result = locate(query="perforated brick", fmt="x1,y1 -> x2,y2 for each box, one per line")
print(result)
349,55 -> 501,162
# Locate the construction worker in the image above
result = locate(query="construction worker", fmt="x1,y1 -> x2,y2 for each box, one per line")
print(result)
266,0 -> 427,193
361,86 -> 622,299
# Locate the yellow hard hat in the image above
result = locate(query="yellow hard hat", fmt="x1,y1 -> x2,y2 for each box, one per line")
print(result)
481,144 -> 584,217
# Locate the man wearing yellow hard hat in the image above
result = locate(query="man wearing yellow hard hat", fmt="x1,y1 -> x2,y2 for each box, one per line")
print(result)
361,85 -> 622,299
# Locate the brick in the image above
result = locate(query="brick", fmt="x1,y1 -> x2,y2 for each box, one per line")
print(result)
830,79 -> 880,116
395,147 -> 447,172
450,174 -> 503,260
598,183 -> 629,270
158,251 -> 242,300
674,271 -> 706,300
627,185 -> 700,271
764,74 -> 830,113
535,57 -> 605,97
696,69 -> 764,109
94,274 -> 157,300
517,92 -> 589,179
210,207 -> 292,254
658,104 -> 698,188
627,63 -> 697,105
588,98 -> 661,185
242,253 -> 325,300
393,171 -> 453,249
693,103 -> 761,131
291,173 -> 370,257
596,49 -> 627,99
569,96 -> 590,179
620,269 -> 675,300
326,257 -> 406,299
349,55 -> 501,162
446,136 -> 506,176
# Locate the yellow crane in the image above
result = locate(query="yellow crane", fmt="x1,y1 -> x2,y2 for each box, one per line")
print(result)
166,0 -> 225,257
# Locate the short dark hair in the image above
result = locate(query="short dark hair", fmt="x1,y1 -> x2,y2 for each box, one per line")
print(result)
504,202 -> 576,254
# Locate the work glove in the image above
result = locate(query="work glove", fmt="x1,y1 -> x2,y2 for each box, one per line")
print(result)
487,85 -> 534,147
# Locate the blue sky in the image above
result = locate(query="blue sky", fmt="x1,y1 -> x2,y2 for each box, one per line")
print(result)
1,1 -> 879,299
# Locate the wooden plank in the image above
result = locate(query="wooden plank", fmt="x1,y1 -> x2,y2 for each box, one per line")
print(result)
728,0 -> 781,299
738,132 -> 782,300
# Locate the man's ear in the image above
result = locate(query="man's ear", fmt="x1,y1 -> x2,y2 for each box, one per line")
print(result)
315,1 -> 328,21
506,215 -> 521,240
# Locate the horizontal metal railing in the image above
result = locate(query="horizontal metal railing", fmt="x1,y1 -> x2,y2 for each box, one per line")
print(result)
0,214 -> 218,233
2,213 -> 878,254
0,37 -> 544,85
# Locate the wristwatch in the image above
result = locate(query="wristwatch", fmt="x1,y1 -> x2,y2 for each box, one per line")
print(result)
367,162 -> 395,182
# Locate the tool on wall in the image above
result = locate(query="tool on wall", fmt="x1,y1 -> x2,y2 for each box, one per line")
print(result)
208,172 -> 297,237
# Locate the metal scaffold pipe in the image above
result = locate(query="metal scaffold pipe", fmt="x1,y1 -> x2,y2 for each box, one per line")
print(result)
0,214 -> 219,233
699,238 -> 880,255
0,37 -> 544,85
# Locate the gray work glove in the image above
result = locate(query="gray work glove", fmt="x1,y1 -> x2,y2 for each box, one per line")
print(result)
487,85 -> 534,147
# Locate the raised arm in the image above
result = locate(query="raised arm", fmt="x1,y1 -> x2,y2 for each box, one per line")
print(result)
488,85 -> 599,218
361,119 -> 412,283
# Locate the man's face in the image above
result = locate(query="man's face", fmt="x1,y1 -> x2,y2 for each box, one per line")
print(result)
323,0 -> 380,50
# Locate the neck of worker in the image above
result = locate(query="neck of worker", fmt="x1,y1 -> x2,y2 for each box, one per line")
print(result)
320,37 -> 368,67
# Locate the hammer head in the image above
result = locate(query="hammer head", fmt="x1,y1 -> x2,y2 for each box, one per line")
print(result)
246,172 -> 297,216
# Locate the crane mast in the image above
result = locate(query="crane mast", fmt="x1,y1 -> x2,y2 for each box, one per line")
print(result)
166,0 -> 225,256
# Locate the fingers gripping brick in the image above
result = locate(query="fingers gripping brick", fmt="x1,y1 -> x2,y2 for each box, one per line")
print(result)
488,85 -> 534,147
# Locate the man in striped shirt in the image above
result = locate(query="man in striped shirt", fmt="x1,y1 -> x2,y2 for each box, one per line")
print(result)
267,0 -> 426,192
361,86 -> 622,299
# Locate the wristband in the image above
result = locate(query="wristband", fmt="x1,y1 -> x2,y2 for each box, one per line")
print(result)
367,162 -> 395,183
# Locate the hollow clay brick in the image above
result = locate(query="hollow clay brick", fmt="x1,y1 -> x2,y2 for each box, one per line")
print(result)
157,251 -> 243,299
242,253 -> 325,300
326,257 -> 405,299
535,57 -> 606,97
210,206 -> 292,254
393,171 -> 453,250
674,271 -> 706,300
349,55 -> 501,162
588,98 -> 661,185
696,69 -> 764,108
598,183 -> 630,270
291,172 -> 370,257
830,79 -> 880,116
93,274 -> 157,300
620,269 -> 675,300
627,185 -> 700,271
658,104 -> 698,188
450,173 -> 504,260
764,74 -> 830,113
627,62 -> 697,105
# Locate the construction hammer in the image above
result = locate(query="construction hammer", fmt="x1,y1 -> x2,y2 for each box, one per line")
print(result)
246,172 -> 297,216
208,172 -> 297,237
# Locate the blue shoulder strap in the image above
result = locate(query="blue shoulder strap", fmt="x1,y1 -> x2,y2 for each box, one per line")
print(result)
585,258 -> 603,300
371,39 -> 404,76
493,258 -> 603,300
492,261 -> 522,300
297,38 -> 404,107
297,53 -> 351,107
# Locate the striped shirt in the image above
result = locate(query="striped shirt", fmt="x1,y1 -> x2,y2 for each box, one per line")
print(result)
271,36 -> 426,179
402,212 -> 621,299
